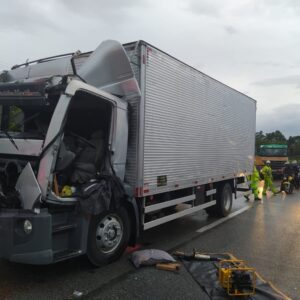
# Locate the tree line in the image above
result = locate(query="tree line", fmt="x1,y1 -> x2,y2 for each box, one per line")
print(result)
256,130 -> 300,157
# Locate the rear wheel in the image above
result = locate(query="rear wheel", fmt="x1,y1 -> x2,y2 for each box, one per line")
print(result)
206,182 -> 233,217
87,206 -> 130,266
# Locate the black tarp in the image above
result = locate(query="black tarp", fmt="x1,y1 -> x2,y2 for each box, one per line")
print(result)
181,253 -> 290,300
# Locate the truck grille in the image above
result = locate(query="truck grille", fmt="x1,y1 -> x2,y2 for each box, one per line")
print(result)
268,161 -> 286,170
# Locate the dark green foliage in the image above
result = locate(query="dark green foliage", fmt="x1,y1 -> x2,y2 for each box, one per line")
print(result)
256,130 -> 300,157
255,130 -> 287,154
0,71 -> 9,83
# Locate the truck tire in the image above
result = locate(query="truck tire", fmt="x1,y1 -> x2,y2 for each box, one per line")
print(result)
206,182 -> 233,217
87,206 -> 130,266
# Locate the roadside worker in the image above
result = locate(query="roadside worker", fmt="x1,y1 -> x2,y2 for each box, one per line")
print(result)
244,165 -> 261,201
261,160 -> 278,195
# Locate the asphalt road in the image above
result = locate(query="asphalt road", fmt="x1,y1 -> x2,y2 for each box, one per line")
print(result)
1,189 -> 299,299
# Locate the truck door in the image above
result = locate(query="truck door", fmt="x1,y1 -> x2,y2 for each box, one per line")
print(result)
37,86 -> 116,204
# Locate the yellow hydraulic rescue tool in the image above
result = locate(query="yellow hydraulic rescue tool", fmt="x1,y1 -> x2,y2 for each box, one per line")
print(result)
218,259 -> 256,296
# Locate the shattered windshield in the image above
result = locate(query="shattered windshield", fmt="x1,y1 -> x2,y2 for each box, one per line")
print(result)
0,101 -> 57,139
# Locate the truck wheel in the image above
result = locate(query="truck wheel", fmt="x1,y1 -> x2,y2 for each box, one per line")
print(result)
216,182 -> 233,217
206,182 -> 232,217
87,206 -> 130,266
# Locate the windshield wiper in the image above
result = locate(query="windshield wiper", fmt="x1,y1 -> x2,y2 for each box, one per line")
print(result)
1,112 -> 46,147
10,112 -> 41,132
3,130 -> 19,151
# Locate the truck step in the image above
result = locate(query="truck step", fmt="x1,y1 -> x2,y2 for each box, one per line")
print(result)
54,249 -> 82,262
52,224 -> 77,234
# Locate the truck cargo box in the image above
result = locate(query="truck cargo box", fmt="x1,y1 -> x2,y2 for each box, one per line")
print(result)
124,41 -> 256,197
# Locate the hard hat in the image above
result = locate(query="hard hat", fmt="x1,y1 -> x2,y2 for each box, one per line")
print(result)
266,160 -> 271,164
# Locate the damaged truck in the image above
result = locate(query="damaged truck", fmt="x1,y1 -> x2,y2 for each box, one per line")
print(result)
0,40 -> 256,265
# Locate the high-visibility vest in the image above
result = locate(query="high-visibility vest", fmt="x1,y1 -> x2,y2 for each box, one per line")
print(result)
261,165 -> 272,179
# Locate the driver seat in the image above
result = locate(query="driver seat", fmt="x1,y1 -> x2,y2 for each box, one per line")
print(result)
71,130 -> 105,184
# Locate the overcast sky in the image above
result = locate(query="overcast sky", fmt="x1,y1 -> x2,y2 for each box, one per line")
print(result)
1,0 -> 300,137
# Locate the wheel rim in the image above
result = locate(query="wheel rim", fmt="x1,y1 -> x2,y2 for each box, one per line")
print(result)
95,214 -> 123,254
224,187 -> 232,211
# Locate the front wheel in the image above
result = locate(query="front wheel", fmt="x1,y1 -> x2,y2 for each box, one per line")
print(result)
87,206 -> 130,266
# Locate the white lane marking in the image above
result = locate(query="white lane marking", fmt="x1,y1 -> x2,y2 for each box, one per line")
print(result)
196,205 -> 250,233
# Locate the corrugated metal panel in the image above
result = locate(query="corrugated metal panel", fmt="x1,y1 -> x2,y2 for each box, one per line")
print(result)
142,44 -> 256,194
123,43 -> 141,187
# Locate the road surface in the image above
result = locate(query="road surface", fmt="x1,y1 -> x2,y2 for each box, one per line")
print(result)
0,190 -> 299,299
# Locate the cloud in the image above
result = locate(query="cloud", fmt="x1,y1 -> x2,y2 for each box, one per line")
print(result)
0,0 -> 149,35
250,61 -> 284,68
257,103 -> 300,137
0,0 -> 58,33
184,0 -> 300,20
261,0 -> 300,14
184,0 -> 221,17
59,0 -> 148,20
224,26 -> 238,34
252,75 -> 300,87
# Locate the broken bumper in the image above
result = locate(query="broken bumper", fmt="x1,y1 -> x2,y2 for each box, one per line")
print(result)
0,209 -> 53,264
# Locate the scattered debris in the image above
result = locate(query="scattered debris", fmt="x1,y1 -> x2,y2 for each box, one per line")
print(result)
125,243 -> 143,254
64,290 -> 88,300
156,262 -> 180,272
173,250 -> 220,261
72,290 -> 84,298
130,249 -> 176,268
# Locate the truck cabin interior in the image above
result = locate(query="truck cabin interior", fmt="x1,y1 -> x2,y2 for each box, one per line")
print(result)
53,91 -> 113,197
0,95 -> 59,207
0,90 -> 113,207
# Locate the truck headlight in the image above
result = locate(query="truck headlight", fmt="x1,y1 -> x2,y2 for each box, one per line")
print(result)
23,220 -> 33,234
